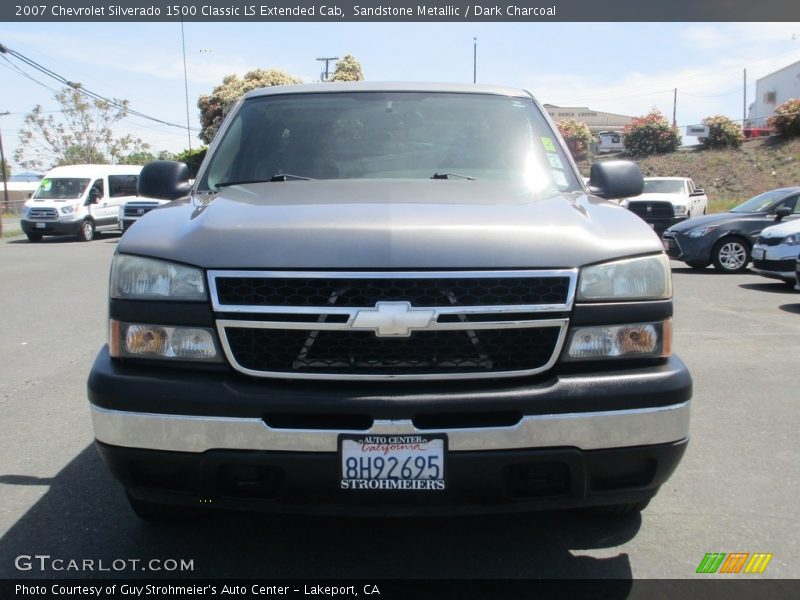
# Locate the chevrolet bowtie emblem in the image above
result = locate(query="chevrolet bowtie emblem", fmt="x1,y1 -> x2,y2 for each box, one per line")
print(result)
351,302 -> 436,337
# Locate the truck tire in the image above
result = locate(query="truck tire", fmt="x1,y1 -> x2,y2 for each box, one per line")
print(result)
26,233 -> 43,242
712,237 -> 749,273
77,219 -> 95,242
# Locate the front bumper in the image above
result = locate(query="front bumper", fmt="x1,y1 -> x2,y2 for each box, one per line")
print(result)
661,231 -> 712,263
21,218 -> 82,236
88,347 -> 691,513
752,247 -> 798,283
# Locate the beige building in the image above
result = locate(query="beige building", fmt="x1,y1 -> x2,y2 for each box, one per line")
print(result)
543,104 -> 633,134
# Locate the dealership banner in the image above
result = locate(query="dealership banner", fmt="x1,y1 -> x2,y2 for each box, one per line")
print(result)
3,0 -> 799,22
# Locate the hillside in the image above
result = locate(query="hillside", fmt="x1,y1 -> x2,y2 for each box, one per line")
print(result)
577,136 -> 800,212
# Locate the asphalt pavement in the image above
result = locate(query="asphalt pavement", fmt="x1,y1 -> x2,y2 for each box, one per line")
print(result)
0,231 -> 798,580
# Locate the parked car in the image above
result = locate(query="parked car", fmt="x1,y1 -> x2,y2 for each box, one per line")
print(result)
623,177 -> 708,235
20,164 -> 142,242
795,254 -> 800,292
596,131 -> 624,154
662,187 -> 800,273
751,218 -> 800,284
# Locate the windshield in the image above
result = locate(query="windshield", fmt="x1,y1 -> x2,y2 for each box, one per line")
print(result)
643,179 -> 684,194
33,178 -> 90,200
198,91 -> 580,194
730,189 -> 789,213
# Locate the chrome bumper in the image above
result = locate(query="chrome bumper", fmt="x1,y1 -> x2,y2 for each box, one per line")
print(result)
91,401 -> 690,454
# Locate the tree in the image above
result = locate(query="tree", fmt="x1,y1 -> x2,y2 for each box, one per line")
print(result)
197,69 -> 302,144
330,54 -> 364,82
622,109 -> 681,157
119,149 -> 176,165
556,119 -> 594,161
767,98 -> 800,138
14,85 -> 148,171
700,115 -> 744,150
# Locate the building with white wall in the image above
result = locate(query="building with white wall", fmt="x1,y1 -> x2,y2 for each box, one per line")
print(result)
747,60 -> 800,127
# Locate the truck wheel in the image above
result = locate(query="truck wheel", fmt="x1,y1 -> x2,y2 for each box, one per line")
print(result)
685,260 -> 709,270
590,499 -> 651,516
712,237 -> 749,273
77,219 -> 95,242
26,233 -> 43,242
125,490 -> 205,522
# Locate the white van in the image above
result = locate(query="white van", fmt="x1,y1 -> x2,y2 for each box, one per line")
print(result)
20,164 -> 142,242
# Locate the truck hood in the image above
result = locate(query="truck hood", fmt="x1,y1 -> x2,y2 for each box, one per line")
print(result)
119,179 -> 663,269
626,193 -> 686,204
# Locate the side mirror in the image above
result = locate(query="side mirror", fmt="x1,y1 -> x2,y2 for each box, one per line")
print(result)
690,189 -> 705,197
587,160 -> 644,200
137,160 -> 191,201
774,205 -> 792,222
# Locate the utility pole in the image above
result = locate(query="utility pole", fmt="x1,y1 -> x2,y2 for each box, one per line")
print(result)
743,68 -> 747,126
672,88 -> 677,128
316,57 -> 339,82
180,19 -> 192,152
473,38 -> 477,84
0,111 -> 9,238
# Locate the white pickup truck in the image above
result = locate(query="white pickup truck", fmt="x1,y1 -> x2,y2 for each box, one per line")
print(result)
623,177 -> 708,235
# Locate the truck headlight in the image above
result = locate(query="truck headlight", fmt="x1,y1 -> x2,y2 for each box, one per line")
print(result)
109,320 -> 221,362
578,254 -> 671,301
673,205 -> 688,217
60,204 -> 79,214
564,320 -> 671,360
110,255 -> 205,301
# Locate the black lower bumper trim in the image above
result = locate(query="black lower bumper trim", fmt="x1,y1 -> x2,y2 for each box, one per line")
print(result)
98,439 -> 688,516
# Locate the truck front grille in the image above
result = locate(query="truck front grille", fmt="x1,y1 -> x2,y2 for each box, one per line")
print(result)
214,275 -> 571,307
27,207 -> 58,220
224,326 -> 562,376
627,201 -> 675,220
209,270 -> 575,380
123,203 -> 160,218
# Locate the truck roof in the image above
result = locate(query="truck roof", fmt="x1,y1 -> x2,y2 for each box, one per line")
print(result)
244,81 -> 532,100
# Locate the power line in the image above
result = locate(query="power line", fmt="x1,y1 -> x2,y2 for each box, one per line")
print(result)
0,41 -> 200,132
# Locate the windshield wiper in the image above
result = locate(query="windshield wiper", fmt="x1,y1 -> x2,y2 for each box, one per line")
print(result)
215,174 -> 315,188
431,172 -> 476,180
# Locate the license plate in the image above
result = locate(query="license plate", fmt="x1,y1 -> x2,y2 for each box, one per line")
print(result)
650,223 -> 656,229
753,248 -> 765,260
35,222 -> 46,229
662,239 -> 671,251
339,434 -> 446,491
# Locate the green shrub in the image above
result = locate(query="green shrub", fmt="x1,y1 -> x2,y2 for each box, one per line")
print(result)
556,119 -> 594,161
700,115 -> 744,149
622,109 -> 681,157
768,98 -> 800,137
175,147 -> 208,178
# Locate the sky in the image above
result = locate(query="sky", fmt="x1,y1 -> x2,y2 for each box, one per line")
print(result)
1,21 -> 800,171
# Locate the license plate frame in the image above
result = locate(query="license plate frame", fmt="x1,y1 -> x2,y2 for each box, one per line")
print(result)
35,222 -> 46,229
338,433 -> 447,491
752,247 -> 765,260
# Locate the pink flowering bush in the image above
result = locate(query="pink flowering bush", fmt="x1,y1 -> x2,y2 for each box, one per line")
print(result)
556,119 -> 594,161
622,109 -> 681,157
768,99 -> 800,138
